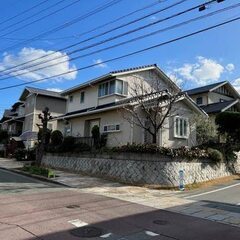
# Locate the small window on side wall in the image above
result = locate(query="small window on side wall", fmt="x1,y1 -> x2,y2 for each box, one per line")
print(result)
174,117 -> 188,139
69,96 -> 73,102
80,92 -> 85,103
196,97 -> 203,105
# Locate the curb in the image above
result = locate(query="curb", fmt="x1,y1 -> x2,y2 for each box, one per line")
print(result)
0,167 -> 71,188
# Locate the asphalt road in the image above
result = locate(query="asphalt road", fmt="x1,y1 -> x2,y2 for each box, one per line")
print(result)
181,178 -> 240,206
0,169 -> 240,240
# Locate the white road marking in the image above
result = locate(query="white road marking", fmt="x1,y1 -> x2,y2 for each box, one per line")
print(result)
100,233 -> 112,238
68,219 -> 88,227
185,182 -> 240,199
145,231 -> 159,236
237,203 -> 240,206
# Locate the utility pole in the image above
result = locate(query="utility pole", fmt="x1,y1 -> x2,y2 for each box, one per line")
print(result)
36,107 -> 52,166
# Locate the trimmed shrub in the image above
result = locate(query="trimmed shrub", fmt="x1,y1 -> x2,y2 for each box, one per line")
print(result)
112,143 -> 209,159
61,136 -> 75,152
50,130 -> 63,146
207,148 -> 224,162
91,125 -> 100,147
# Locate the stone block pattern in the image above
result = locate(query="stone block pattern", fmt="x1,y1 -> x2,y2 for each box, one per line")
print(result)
42,153 -> 240,187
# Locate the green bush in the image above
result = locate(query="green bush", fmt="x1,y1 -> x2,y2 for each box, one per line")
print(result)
74,142 -> 91,152
27,148 -> 36,161
23,165 -> 55,178
14,149 -> 27,161
112,143 -> 208,159
50,130 -> 63,146
61,136 -> 75,152
0,130 -> 8,144
207,148 -> 224,162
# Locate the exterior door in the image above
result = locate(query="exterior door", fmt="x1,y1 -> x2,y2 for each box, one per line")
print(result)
89,119 -> 100,136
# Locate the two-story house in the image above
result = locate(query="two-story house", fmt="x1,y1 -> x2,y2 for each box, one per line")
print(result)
18,87 -> 66,146
186,81 -> 240,121
55,64 -> 206,148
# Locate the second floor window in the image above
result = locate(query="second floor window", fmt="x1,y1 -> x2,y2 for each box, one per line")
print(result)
69,96 -> 73,102
98,80 -> 127,97
196,97 -> 203,105
80,92 -> 85,103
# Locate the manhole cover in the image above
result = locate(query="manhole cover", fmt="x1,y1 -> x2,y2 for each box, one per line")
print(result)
70,226 -> 103,238
66,205 -> 80,209
153,220 -> 168,225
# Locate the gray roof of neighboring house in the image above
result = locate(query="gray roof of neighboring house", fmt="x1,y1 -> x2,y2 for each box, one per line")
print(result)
186,81 -> 227,95
0,109 -> 13,123
19,86 -> 66,101
201,100 -> 239,114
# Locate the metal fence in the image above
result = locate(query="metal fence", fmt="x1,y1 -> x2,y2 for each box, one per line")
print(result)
74,137 -> 94,148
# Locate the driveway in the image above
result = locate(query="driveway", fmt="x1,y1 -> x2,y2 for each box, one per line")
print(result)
0,168 -> 240,240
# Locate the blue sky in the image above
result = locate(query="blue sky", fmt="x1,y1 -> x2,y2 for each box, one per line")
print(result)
0,0 -> 240,115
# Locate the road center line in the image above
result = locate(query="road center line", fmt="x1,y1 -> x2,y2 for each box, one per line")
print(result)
185,182 -> 240,199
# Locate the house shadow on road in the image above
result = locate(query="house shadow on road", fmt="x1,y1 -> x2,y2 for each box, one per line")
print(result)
22,197 -> 240,240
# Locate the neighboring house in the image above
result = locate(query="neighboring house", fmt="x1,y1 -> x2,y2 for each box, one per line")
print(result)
0,102 -> 25,136
55,64 -> 206,148
186,81 -> 240,121
18,87 -> 66,147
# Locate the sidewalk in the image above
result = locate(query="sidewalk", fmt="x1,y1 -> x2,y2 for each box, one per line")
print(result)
1,157 -> 240,228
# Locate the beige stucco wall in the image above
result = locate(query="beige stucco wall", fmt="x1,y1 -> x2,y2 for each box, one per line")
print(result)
57,109 -> 132,147
161,100 -> 197,148
57,99 -> 198,148
190,93 -> 209,105
208,92 -> 234,104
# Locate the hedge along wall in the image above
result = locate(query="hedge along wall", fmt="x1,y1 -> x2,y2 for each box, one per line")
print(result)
42,153 -> 240,187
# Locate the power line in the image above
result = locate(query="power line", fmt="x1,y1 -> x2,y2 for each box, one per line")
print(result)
1,0 -> 124,53
0,2 -> 237,82
0,15 -> 238,91
0,0 -> 188,76
0,0 -> 164,42
67,0 -> 167,40
0,0 -> 78,35
0,0 -> 219,78
0,0 -> 49,27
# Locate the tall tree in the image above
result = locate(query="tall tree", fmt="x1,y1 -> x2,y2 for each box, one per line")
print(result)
36,107 -> 52,165
122,76 -> 184,144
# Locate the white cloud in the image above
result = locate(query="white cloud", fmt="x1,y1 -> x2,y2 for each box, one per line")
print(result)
232,78 -> 240,93
166,72 -> 183,87
226,63 -> 235,72
170,56 -> 227,86
93,59 -> 107,68
0,47 -> 77,82
46,88 -> 63,92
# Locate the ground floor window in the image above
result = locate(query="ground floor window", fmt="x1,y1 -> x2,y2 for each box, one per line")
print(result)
174,117 -> 188,138
103,124 -> 120,133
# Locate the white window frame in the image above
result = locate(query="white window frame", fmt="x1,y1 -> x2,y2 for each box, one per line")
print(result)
174,116 -> 188,139
98,80 -> 128,98
103,124 -> 120,133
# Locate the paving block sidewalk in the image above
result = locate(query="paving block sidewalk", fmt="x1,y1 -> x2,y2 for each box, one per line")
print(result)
0,157 -> 239,228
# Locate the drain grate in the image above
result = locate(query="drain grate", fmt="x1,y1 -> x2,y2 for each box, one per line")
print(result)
70,226 -> 103,238
66,205 -> 80,209
153,220 -> 168,225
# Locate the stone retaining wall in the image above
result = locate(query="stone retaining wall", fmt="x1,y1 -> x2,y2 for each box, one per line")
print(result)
42,153 -> 240,187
